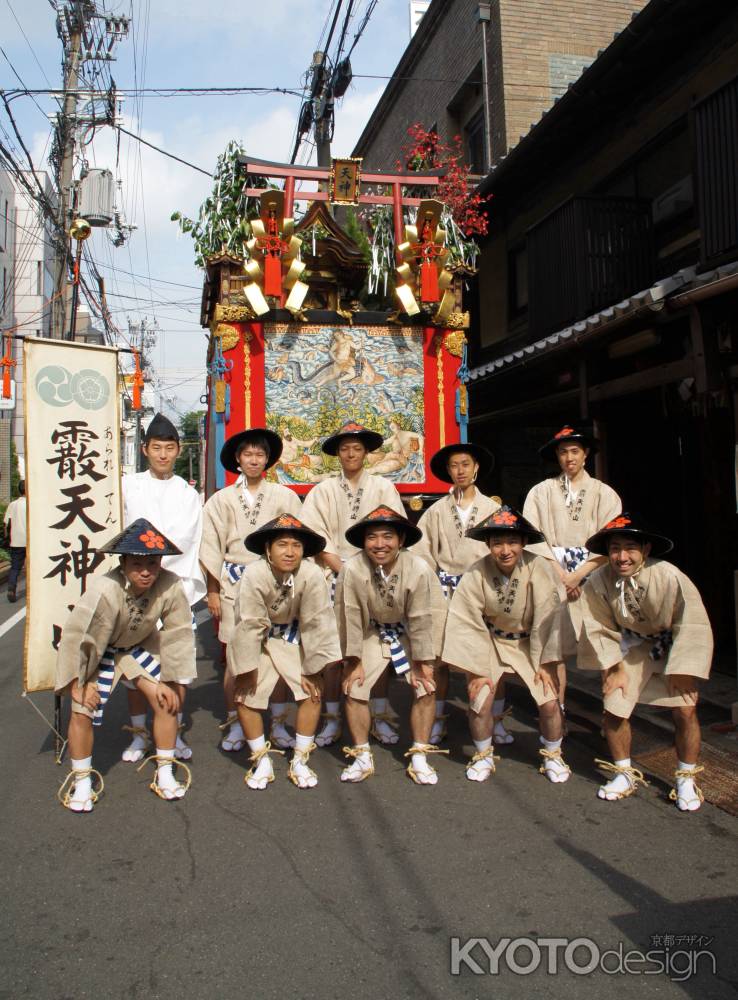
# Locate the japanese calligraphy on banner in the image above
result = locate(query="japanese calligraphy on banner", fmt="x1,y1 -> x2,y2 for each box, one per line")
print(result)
23,338 -> 122,692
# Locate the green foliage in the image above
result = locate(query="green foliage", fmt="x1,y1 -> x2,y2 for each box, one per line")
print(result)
344,208 -> 372,264
171,140 -> 264,268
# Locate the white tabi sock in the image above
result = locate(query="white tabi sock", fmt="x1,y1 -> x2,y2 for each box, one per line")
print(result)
429,700 -> 447,745
175,712 -> 192,760
271,702 -> 288,717
598,757 -> 633,799
492,699 -> 505,717
341,742 -> 373,782
291,732 -> 318,788
370,698 -> 398,745
325,701 -> 340,716
221,717 -> 245,751
246,734 -> 273,789
435,701 -> 446,718
270,703 -> 295,748
410,745 -> 438,785
156,747 -> 185,799
675,760 -> 701,812
69,756 -> 93,810
466,738 -> 495,782
539,736 -> 569,783
370,697 -> 388,715
492,699 -> 514,745
122,714 -> 149,762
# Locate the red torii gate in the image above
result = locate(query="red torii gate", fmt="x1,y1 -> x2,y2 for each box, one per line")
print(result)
237,155 -> 443,264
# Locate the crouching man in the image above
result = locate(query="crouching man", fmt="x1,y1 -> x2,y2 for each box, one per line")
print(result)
442,507 -> 570,784
55,519 -> 197,812
228,514 -> 341,790
579,513 -> 713,810
335,506 -> 447,785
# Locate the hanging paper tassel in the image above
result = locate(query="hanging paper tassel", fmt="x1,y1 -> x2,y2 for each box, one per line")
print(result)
131,348 -> 144,411
420,260 -> 439,302
263,253 -> 282,297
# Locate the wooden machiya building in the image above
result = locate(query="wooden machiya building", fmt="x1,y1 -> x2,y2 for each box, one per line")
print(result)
468,0 -> 738,668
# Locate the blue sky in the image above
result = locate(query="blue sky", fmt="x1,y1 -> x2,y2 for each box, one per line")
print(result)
1,0 -> 415,418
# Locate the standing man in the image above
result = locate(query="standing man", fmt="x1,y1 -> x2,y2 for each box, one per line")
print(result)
415,444 -> 510,745
122,414 -> 205,763
578,513 -> 713,811
523,425 -> 621,709
335,506 -> 447,785
442,507 -> 570,784
3,480 -> 26,603
301,422 -> 406,748
228,514 -> 341,791
199,428 -> 303,753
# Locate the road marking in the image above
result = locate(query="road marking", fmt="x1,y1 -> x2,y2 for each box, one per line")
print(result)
0,606 -> 26,639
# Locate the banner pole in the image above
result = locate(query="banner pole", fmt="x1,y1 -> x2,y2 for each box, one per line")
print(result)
54,694 -> 63,761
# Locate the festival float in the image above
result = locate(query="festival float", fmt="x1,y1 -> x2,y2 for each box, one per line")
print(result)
174,130 -> 487,508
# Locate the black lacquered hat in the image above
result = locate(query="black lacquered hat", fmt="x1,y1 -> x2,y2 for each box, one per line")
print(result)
466,505 -> 545,545
586,512 -> 673,556
344,505 -> 422,548
220,427 -> 283,474
321,421 -> 384,456
99,518 -> 182,556
144,412 -> 179,444
429,442 -> 494,483
538,424 -> 598,462
245,513 -> 326,558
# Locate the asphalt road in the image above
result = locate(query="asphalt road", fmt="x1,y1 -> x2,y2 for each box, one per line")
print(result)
0,581 -> 736,1000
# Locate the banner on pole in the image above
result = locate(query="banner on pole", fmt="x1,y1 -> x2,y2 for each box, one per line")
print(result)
23,338 -> 122,692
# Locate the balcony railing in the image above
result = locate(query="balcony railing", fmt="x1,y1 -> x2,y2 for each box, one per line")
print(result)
527,196 -> 654,337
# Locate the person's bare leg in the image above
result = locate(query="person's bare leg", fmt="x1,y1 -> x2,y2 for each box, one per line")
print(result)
672,704 -> 703,811
294,696 -> 322,737
221,668 -> 245,751
64,710 -> 98,812
341,696 -> 373,782
370,666 -> 399,745
492,675 -> 514,745
598,711 -> 640,800
122,686 -> 150,762
316,665 -> 342,746
270,676 -> 295,748
136,678 -> 184,800
407,691 -> 441,784
236,704 -> 274,790
174,682 -> 192,760
466,683 -> 497,781
430,665 -> 450,744
538,699 -> 569,783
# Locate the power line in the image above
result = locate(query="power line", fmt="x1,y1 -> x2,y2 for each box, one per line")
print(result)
114,124 -> 212,176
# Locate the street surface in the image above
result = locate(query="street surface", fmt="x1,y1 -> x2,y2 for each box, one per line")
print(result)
0,581 -> 736,1000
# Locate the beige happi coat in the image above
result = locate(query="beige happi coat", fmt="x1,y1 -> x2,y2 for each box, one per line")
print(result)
415,489 -> 500,579
199,480 -> 303,641
301,470 -> 404,564
523,471 -> 621,644
55,566 -> 196,695
442,552 -> 562,705
335,548 -> 446,701
227,558 -> 341,710
577,559 -> 713,717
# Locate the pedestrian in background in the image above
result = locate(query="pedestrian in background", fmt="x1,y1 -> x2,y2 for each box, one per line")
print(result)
3,480 -> 26,603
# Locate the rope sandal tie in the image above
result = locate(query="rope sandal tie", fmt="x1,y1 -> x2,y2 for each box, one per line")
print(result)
669,765 -> 705,809
538,747 -> 571,777
57,767 -> 105,811
244,741 -> 284,786
340,745 -> 375,782
287,742 -> 318,788
595,758 -> 648,799
404,743 -> 449,784
137,754 -> 192,800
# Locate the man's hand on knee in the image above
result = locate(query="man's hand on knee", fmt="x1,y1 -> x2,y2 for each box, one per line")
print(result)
155,682 -> 179,714
409,662 -> 436,697
342,659 -> 364,696
467,676 -> 495,712
71,681 -> 100,712
602,663 -> 629,697
535,662 -> 560,699
667,673 -> 698,703
300,673 -> 323,702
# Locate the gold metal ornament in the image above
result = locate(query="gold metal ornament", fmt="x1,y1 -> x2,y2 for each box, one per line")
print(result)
242,191 -> 308,316
69,217 -> 92,241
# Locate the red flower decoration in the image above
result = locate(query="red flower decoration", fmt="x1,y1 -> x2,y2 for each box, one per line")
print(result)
276,514 -> 302,529
340,422 -> 364,433
604,516 -> 631,530
491,511 -> 517,526
554,426 -> 575,439
368,506 -> 396,520
139,530 -> 165,550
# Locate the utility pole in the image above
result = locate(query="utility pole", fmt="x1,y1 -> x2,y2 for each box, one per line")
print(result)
52,6 -> 83,341
478,3 -> 493,173
51,3 -> 129,340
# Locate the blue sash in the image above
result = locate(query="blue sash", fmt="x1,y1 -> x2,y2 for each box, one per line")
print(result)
94,646 -> 161,727
370,619 -> 409,675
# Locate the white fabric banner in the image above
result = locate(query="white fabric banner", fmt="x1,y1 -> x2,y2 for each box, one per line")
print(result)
23,338 -> 122,692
